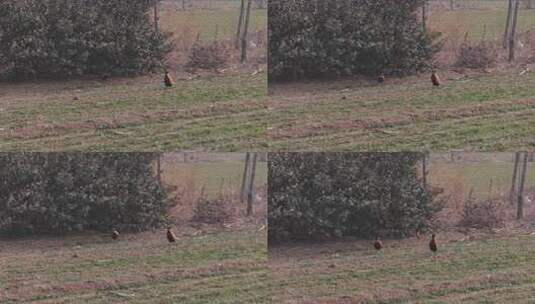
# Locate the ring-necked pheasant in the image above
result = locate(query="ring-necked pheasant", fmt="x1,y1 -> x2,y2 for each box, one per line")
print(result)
431,70 -> 441,87
374,236 -> 383,251
164,71 -> 174,88
101,73 -> 110,81
429,234 -> 438,253
377,74 -> 385,84
112,229 -> 120,240
167,227 -> 177,243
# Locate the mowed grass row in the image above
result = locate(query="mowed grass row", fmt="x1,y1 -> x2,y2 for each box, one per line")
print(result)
268,71 -> 535,151
0,73 -> 268,151
0,230 -> 268,303
269,234 -> 535,303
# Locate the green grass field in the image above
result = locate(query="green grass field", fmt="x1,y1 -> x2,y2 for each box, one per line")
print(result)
0,72 -> 268,151
268,71 -> 535,151
0,229 -> 268,303
270,233 -> 535,303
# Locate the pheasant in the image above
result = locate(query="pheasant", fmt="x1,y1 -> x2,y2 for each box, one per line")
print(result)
429,234 -> 438,253
431,71 -> 441,87
377,74 -> 385,84
164,71 -> 174,88
374,236 -> 383,251
112,229 -> 120,240
167,227 -> 177,243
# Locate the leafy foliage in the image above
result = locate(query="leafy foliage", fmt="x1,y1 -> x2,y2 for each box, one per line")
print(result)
268,0 -> 442,80
0,153 -> 168,235
268,153 -> 444,241
0,0 -> 172,80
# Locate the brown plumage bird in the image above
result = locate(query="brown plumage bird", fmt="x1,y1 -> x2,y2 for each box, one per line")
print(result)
374,236 -> 383,251
377,74 -> 385,83
164,71 -> 174,88
431,71 -> 441,87
167,227 -> 177,243
112,229 -> 120,240
429,234 -> 438,252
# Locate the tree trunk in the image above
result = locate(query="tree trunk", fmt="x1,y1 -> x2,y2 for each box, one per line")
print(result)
504,0 -> 514,48
236,0 -> 246,49
422,0 -> 427,30
241,0 -> 252,63
510,152 -> 521,205
247,153 -> 257,216
154,0 -> 159,33
240,152 -> 251,203
517,152 -> 529,220
422,153 -> 427,190
157,153 -> 162,185
509,0 -> 520,61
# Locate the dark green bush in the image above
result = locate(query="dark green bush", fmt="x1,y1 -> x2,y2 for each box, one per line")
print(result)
268,153 -> 444,242
268,0 -> 442,81
0,0 -> 172,81
0,153 -> 168,236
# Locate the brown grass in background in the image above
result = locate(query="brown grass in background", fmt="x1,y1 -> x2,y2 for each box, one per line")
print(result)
159,1 -> 267,74
160,157 -> 267,231
428,4 -> 535,71
429,158 -> 535,231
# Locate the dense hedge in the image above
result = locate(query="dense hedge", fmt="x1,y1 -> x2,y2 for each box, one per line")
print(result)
0,153 -> 168,236
0,0 -> 172,81
268,0 -> 442,80
268,153 -> 444,242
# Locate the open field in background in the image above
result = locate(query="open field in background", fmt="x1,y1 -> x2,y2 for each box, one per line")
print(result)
159,154 -> 268,228
0,229 -> 268,304
428,160 -> 535,200
162,160 -> 268,199
429,3 -> 535,41
268,71 -> 535,151
269,232 -> 535,303
0,72 -> 268,151
0,2 -> 268,151
160,2 -> 266,41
